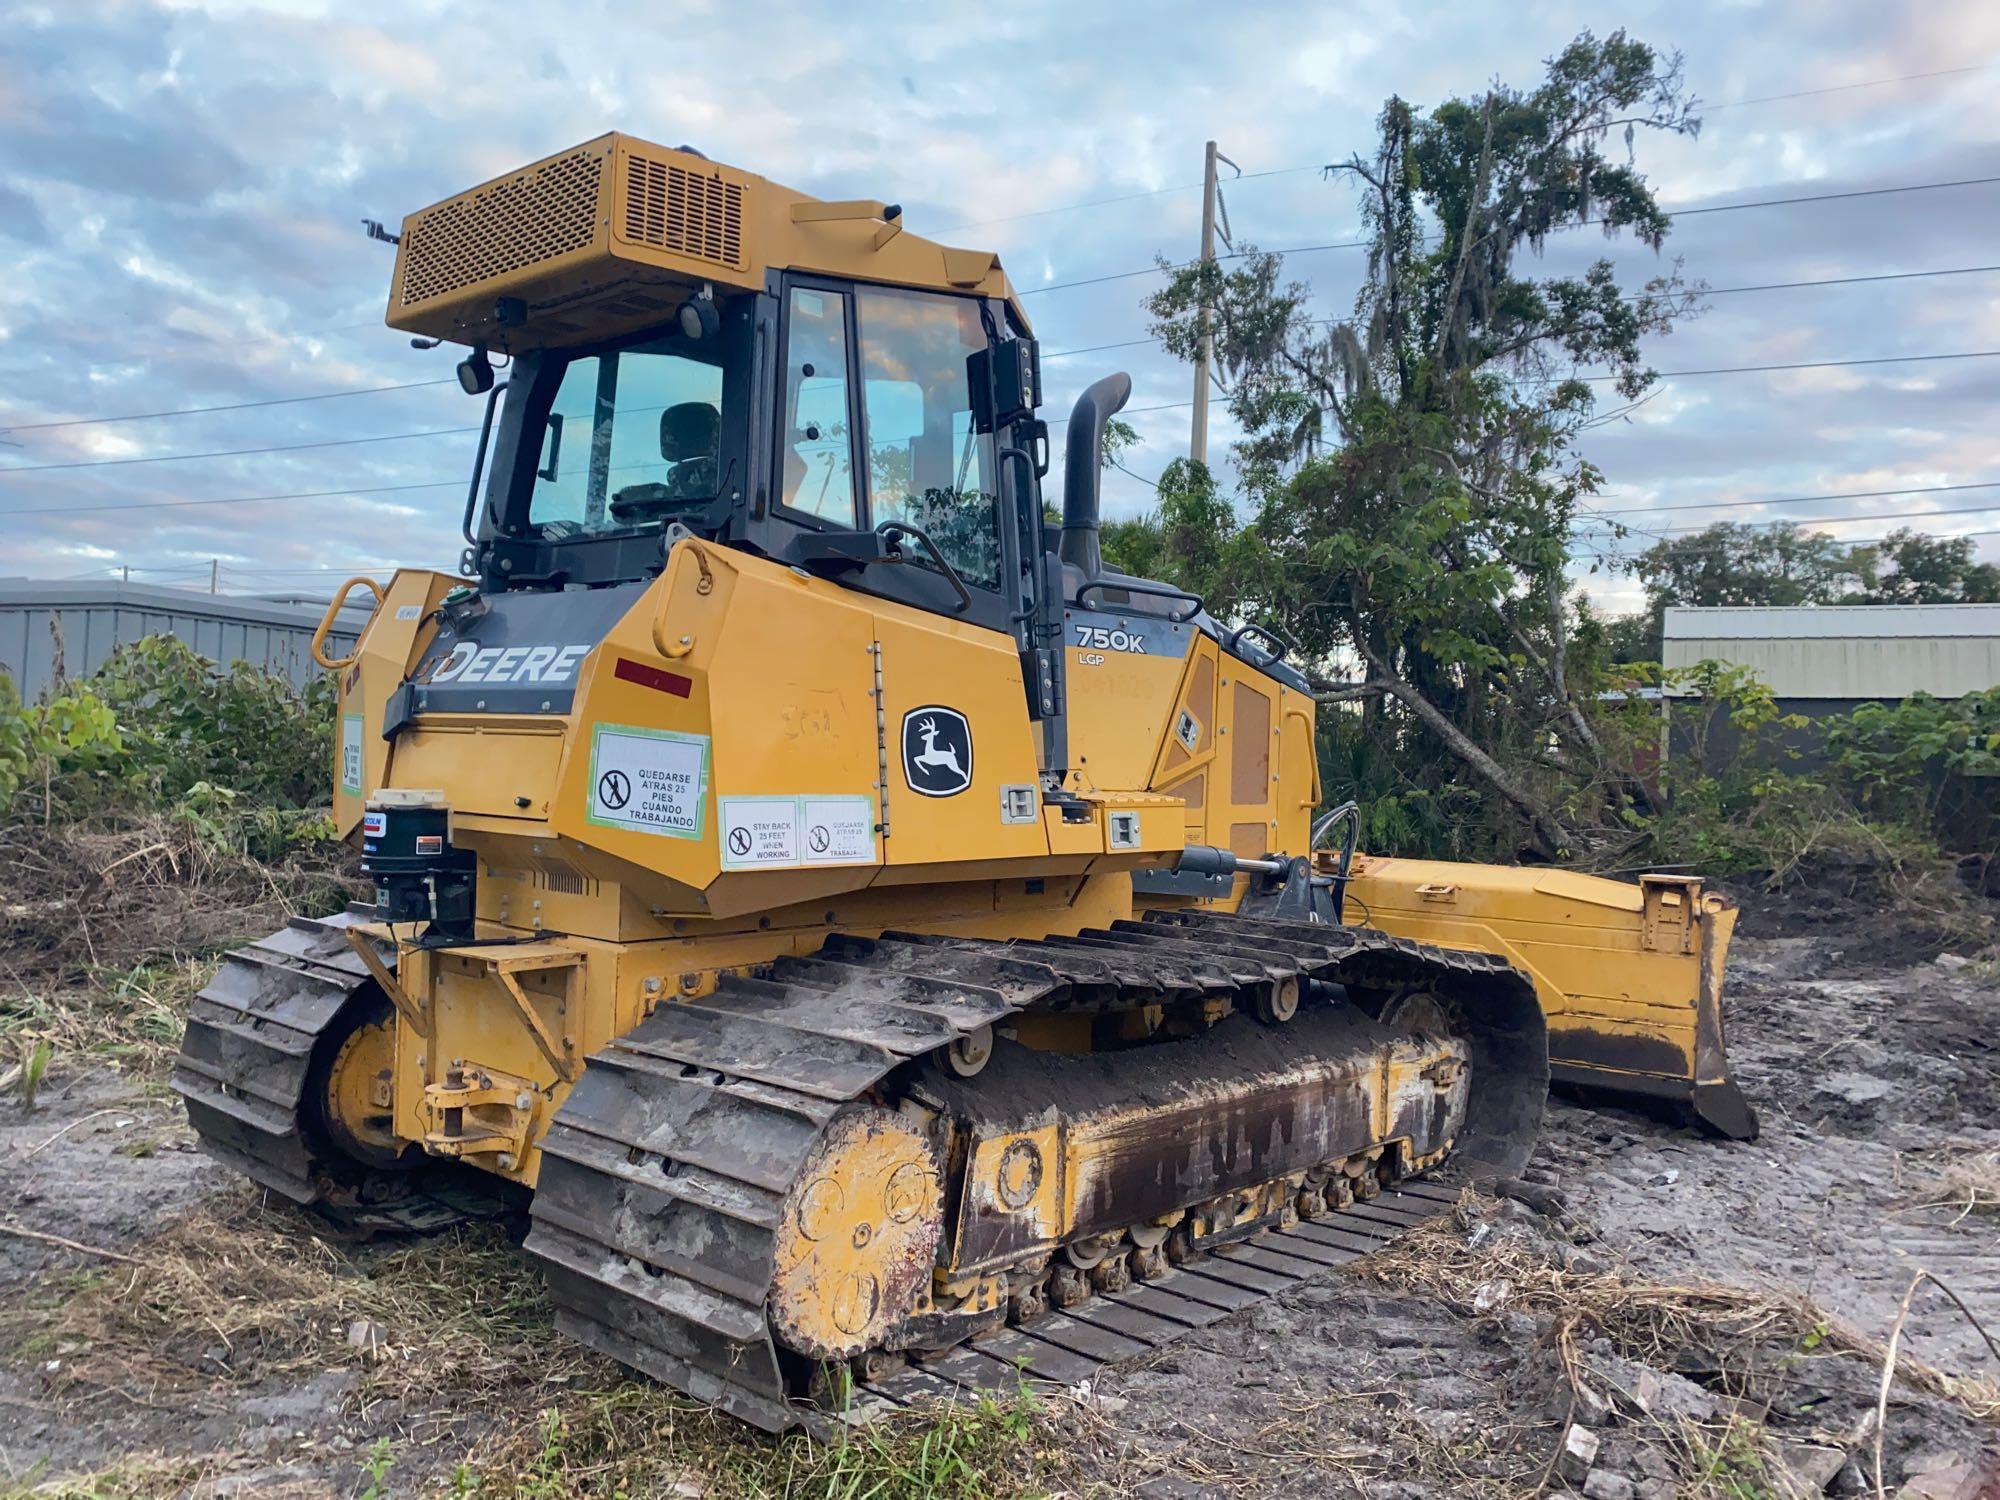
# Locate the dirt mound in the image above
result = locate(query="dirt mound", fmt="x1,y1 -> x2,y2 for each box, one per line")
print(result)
1054,1190 -> 1998,1498
1,814 -> 362,987
1719,867 -> 1997,970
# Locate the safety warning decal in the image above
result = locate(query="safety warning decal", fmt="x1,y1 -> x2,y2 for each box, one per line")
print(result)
341,714 -> 364,795
718,795 -> 878,870
719,797 -> 798,868
801,797 -> 877,863
587,723 -> 709,839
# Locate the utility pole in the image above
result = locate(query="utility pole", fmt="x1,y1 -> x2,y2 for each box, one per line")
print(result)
120,564 -> 129,583
209,558 -> 219,594
1189,141 -> 1238,467
1190,140 -> 1219,469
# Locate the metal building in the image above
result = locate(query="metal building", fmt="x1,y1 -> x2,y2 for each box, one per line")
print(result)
0,579 -> 367,701
1663,603 -> 2000,711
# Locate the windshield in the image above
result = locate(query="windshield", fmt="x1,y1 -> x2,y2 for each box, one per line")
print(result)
856,286 -> 999,589
520,327 -> 739,539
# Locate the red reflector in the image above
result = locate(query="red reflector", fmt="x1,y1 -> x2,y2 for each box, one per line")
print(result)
614,658 -> 693,698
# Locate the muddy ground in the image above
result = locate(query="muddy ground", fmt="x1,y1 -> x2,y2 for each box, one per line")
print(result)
1,897 -> 1996,1497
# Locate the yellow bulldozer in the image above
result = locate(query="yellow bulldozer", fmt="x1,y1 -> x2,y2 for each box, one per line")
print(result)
173,134 -> 1752,1430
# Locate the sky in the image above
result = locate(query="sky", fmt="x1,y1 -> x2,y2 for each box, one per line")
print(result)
1,0 -> 1997,613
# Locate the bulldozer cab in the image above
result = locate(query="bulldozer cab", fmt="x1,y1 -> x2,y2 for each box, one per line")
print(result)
399,137 -> 1083,781
476,276 -> 1040,643
392,134 -> 1058,669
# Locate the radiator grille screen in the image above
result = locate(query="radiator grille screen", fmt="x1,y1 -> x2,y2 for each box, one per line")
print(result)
398,148 -> 603,306
621,153 -> 745,268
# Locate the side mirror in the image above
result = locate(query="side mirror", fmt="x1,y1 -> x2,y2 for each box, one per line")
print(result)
967,338 -> 1041,434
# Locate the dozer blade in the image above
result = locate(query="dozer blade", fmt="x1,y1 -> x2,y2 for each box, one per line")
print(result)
1340,856 -> 1758,1139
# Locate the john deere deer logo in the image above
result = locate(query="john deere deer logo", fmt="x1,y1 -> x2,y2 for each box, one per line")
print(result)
901,706 -> 973,797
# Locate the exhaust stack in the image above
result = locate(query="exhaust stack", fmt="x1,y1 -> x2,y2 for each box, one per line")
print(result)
1059,373 -> 1133,582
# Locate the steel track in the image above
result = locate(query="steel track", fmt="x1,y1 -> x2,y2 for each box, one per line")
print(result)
174,909 -> 1542,1430
172,911 -> 386,1205
172,910 -> 512,1232
522,910 -> 1545,1431
833,1177 -> 1466,1428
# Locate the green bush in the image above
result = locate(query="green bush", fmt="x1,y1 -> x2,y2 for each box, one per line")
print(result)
90,635 -> 334,807
0,635 -> 334,826
0,670 -> 127,816
1822,686 -> 2000,851
1626,666 -> 1998,882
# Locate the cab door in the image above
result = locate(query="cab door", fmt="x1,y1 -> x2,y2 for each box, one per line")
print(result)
769,276 -> 1020,637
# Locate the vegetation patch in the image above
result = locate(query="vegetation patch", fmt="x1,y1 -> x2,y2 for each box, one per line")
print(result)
0,1191 -> 1066,1499
1,638 -> 364,1079
1909,1145 -> 2000,1222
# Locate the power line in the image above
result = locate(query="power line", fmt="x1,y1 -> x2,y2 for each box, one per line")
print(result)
0,478 -> 465,519
1089,471 -> 1997,559
1047,399 -> 1197,428
1704,62 -> 2000,112
0,379 -> 458,434
1043,337 -> 1163,362
0,451 -> 685,519
1578,502 -> 2000,536
224,563 -> 401,576
1051,344 -> 2000,430
1570,527 -> 2000,560
1102,456 -> 2000,543
1019,174 -> 2000,298
1587,348 -> 2000,382
1668,173 -> 2000,220
1042,264 -> 2000,364
1673,263 -> 2000,299
1595,479 -> 2000,516
0,425 -> 478,474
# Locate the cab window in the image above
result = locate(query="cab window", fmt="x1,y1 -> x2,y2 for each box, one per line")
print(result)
527,340 -> 724,536
856,286 -> 999,590
779,286 -> 858,526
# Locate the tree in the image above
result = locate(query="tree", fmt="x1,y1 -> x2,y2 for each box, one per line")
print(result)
1142,30 -> 1700,855
1849,528 -> 2000,605
1618,521 -> 2000,650
1627,521 -> 1863,614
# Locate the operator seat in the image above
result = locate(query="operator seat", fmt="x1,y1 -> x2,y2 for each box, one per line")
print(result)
660,402 -> 720,498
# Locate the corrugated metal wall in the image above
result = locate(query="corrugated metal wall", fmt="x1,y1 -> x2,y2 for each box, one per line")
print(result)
1663,604 -> 2000,699
0,581 -> 364,700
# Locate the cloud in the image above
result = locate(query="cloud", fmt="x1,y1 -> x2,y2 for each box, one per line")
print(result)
0,0 -> 1995,594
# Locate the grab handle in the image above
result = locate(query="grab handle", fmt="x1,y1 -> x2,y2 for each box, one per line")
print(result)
311,576 -> 385,669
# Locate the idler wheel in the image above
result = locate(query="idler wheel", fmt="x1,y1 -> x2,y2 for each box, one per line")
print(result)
768,1108 -> 942,1361
1253,975 -> 1301,1025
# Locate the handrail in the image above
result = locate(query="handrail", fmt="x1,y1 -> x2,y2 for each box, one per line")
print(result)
1073,577 -> 1203,624
1311,799 -> 1362,925
651,535 -> 709,658
460,379 -> 509,546
877,521 -> 972,613
311,576 -> 385,670
1226,621 -> 1297,664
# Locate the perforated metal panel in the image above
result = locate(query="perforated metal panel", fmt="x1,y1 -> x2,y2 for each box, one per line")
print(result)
621,151 -> 745,269
398,147 -> 605,307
